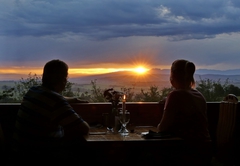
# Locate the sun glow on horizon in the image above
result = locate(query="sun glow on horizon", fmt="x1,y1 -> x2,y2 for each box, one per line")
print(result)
0,63 -> 151,80
133,66 -> 149,74
69,68 -> 122,75
1,67 -> 150,76
69,66 -> 150,76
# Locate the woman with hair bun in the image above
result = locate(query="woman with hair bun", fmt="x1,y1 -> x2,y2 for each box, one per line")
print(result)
157,59 -> 212,166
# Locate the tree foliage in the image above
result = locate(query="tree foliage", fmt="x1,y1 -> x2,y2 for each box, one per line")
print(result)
88,79 -> 105,102
0,73 -> 75,102
0,86 -> 15,102
14,73 -> 42,101
196,77 -> 240,101
62,81 -> 75,97
120,86 -> 135,102
1,74 -> 240,103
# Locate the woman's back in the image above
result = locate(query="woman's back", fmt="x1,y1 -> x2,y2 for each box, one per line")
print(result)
157,59 -> 212,165
165,89 -> 211,141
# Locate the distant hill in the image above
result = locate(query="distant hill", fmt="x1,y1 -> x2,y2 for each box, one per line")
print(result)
69,69 -> 169,85
196,69 -> 240,75
0,73 -> 27,81
1,68 -> 240,92
69,68 -> 240,83
68,68 -> 240,90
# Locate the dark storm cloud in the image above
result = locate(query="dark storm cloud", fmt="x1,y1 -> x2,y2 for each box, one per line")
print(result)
1,0 -> 240,40
1,0 -> 240,71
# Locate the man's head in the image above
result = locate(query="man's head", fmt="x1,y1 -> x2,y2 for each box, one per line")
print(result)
42,59 -> 68,93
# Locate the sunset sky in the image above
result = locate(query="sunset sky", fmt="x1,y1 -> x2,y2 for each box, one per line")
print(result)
0,0 -> 240,80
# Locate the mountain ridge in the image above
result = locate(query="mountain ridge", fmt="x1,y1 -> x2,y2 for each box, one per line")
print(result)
1,68 -> 240,83
69,68 -> 240,81
67,68 -> 240,88
1,68 -> 240,93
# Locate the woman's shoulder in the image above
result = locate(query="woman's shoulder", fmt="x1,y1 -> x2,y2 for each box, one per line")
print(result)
167,89 -> 188,100
168,89 -> 203,99
171,88 -> 201,94
169,89 -> 190,95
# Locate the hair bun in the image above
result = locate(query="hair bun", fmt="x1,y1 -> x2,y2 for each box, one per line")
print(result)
185,61 -> 195,75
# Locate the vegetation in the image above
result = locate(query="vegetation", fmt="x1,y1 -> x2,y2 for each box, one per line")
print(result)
196,77 -> 240,101
1,73 -> 240,103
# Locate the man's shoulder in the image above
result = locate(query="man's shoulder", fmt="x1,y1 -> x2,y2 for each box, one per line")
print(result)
30,85 -> 66,103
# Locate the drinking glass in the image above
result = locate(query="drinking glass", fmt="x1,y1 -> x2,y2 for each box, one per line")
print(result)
118,111 -> 130,136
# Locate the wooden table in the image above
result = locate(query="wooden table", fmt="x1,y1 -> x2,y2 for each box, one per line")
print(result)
88,125 -> 152,140
86,126 -> 184,165
87,125 -> 182,141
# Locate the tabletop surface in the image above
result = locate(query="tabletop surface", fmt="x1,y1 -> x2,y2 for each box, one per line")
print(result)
87,125 -> 182,142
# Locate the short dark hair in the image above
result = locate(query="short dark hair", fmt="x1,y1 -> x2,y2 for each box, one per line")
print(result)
42,59 -> 68,90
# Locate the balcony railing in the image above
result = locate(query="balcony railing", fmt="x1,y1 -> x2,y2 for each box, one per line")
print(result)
1,102 -> 240,165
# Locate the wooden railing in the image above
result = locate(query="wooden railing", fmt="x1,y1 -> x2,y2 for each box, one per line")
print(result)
0,102 -> 222,126
0,102 -> 239,150
0,102 -> 226,144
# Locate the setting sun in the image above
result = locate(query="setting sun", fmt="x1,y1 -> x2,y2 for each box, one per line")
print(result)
133,66 -> 148,74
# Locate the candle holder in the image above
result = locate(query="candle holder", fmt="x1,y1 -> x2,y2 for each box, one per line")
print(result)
118,110 -> 130,136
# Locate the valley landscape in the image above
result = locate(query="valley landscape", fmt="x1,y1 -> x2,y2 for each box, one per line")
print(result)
1,68 -> 240,94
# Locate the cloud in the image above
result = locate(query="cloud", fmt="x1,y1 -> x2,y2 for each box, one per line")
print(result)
1,0 -> 240,40
0,0 -> 240,73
